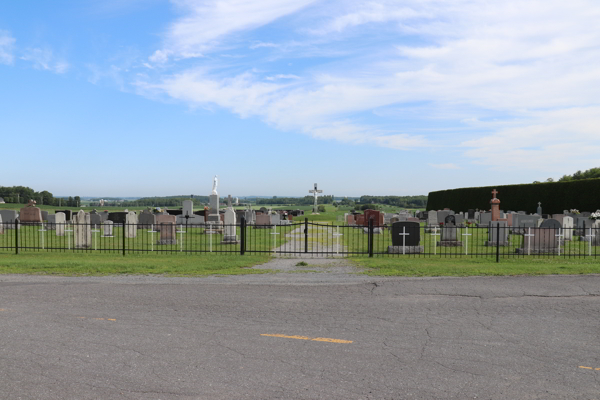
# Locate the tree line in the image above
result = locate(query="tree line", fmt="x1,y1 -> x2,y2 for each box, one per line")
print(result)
359,195 -> 428,208
0,186 -> 81,207
255,195 -> 335,206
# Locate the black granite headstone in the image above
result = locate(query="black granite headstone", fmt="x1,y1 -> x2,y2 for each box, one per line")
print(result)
391,221 -> 420,247
444,215 -> 456,225
166,209 -> 183,216
108,212 -> 128,223
468,209 -> 475,219
540,219 -> 561,229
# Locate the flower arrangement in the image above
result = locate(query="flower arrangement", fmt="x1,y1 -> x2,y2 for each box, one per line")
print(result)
570,209 -> 580,214
591,210 -> 600,220
439,222 -> 444,226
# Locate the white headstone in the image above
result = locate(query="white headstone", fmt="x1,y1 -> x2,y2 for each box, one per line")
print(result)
182,200 -> 194,217
222,208 -> 238,244
73,210 -> 91,248
563,216 -> 574,240
55,212 -> 66,236
103,220 -> 114,237
125,211 -> 138,238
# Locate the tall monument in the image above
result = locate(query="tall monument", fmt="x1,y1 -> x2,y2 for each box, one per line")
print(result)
309,183 -> 323,214
207,175 -> 220,223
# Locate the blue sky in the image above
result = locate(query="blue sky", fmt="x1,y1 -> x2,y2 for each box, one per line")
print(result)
1,0 -> 599,198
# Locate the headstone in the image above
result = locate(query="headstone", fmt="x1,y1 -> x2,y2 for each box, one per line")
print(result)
0,210 -> 18,229
103,220 -> 114,237
518,219 -> 560,254
436,210 -> 450,223
73,210 -> 91,249
55,210 -> 73,221
364,210 -> 382,226
54,212 -> 66,236
440,223 -> 462,246
270,213 -> 281,226
41,210 -> 49,221
537,202 -> 542,215
108,212 -> 128,224
254,214 -> 271,228
156,214 -> 176,245
138,210 -> 156,229
468,209 -> 475,220
89,210 -> 103,226
563,216 -> 574,240
221,208 -> 239,244
208,194 -> 220,223
388,221 -> 423,254
356,215 -> 365,226
347,215 -> 355,225
20,200 -> 43,224
427,210 -> 438,226
479,212 -> 492,226
486,221 -> 509,246
490,189 -> 500,221
444,215 -> 456,225
125,211 -> 138,238
182,200 -> 194,218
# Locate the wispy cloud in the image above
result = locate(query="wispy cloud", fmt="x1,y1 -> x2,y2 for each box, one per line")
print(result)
21,48 -> 69,74
138,0 -> 600,170
152,0 -> 317,61
0,30 -> 16,65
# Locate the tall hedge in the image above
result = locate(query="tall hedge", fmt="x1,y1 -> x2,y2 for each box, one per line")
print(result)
427,178 -> 600,214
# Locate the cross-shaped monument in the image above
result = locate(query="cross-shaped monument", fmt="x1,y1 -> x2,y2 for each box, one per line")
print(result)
490,188 -> 501,221
309,183 -> 323,214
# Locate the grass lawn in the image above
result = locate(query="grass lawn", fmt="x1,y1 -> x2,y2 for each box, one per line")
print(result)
0,252 -> 272,276
351,257 -> 600,277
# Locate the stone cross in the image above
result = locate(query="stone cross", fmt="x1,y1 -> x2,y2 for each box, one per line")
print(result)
398,227 -> 410,255
308,183 -> 323,213
491,189 -> 498,199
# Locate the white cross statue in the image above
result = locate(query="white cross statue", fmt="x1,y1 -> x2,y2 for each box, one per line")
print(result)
333,226 -> 343,255
524,227 -> 535,256
398,226 -> 410,255
462,226 -> 472,255
430,226 -> 440,255
39,222 -> 47,250
91,224 -> 100,251
308,183 -> 323,214
271,225 -> 280,254
148,224 -> 158,252
555,228 -> 564,256
65,224 -> 74,250
176,224 -> 186,252
585,228 -> 595,256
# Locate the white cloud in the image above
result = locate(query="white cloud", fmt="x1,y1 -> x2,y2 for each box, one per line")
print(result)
0,30 -> 15,65
157,0 -> 316,58
140,0 -> 600,169
21,48 -> 69,74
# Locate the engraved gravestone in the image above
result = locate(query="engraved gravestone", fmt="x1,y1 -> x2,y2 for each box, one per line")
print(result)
54,212 -> 66,236
103,220 -> 114,237
125,211 -> 138,238
221,208 -> 239,244
73,210 -> 91,249
156,214 -> 176,245
20,200 -> 42,224
388,221 -> 423,254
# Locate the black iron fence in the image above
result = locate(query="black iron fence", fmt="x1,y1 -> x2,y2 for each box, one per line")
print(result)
0,218 -> 599,261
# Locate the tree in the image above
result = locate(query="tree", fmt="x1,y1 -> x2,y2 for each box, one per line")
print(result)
74,196 -> 81,207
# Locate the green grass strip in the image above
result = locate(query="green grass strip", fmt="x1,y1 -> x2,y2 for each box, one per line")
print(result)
0,253 -> 272,276
350,257 -> 600,277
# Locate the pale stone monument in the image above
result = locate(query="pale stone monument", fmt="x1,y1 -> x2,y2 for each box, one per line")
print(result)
0,214 -> 3,235
103,220 -> 114,237
73,210 -> 91,249
207,175 -> 221,224
55,212 -> 66,236
309,183 -> 323,214
125,211 -> 138,238
221,206 -> 239,244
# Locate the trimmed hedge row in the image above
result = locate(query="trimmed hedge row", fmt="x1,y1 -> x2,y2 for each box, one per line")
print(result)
427,178 -> 600,214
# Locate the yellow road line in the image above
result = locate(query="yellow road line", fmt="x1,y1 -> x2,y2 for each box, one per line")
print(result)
77,317 -> 116,322
579,366 -> 600,370
261,334 -> 352,344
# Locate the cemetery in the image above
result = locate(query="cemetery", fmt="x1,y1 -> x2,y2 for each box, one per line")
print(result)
0,181 -> 599,261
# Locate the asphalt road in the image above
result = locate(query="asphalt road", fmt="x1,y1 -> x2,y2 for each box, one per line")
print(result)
1,270 -> 599,399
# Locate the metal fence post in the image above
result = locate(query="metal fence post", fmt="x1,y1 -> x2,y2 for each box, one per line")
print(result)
368,218 -> 374,258
15,219 -> 19,255
240,217 -> 246,255
122,222 -> 126,256
496,222 -> 500,263
304,218 -> 308,253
